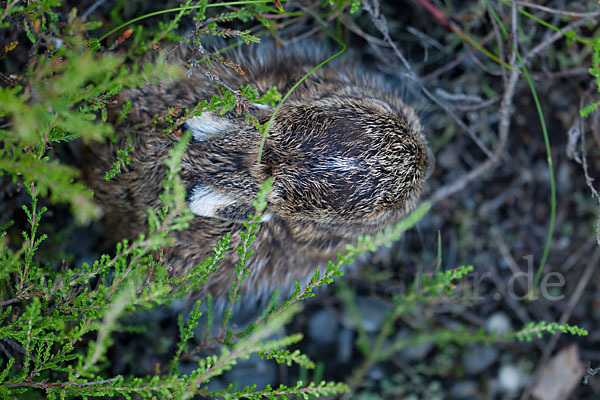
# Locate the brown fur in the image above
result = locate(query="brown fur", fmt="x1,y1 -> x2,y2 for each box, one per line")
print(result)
82,44 -> 430,299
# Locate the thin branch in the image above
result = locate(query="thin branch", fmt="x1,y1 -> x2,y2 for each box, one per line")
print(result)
82,0 -> 108,19
515,1 -> 600,18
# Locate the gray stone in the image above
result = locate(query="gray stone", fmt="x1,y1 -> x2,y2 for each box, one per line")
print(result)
395,329 -> 434,362
203,377 -> 228,393
367,365 -> 386,380
463,345 -> 499,375
354,297 -> 391,333
486,311 -> 512,335
337,327 -> 353,363
307,308 -> 339,344
498,364 -> 525,394
225,353 -> 276,390
449,380 -> 478,398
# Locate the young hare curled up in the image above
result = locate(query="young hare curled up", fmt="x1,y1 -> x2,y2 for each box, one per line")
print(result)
83,44 -> 431,299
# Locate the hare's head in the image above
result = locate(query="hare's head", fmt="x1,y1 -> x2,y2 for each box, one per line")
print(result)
182,87 -> 430,236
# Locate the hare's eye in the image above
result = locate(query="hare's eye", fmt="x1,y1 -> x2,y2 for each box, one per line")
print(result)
185,113 -> 232,142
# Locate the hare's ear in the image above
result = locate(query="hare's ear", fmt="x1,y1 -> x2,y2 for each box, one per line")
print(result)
188,184 -> 272,222
188,185 -> 237,217
185,113 -> 232,142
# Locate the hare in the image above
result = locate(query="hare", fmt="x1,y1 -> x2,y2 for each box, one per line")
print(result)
83,43 -> 430,299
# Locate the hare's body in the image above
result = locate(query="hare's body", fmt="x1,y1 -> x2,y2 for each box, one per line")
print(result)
83,45 -> 429,298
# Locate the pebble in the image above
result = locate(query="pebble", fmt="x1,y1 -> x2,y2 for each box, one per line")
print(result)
395,329 -> 434,362
486,311 -> 512,335
367,365 -> 386,380
337,327 -> 354,363
498,364 -> 524,393
354,297 -> 391,333
202,377 -> 227,393
449,380 -> 479,398
226,353 -> 276,389
307,308 -> 339,344
463,345 -> 499,375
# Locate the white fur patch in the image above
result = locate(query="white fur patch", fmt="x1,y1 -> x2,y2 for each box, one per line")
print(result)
317,157 -> 359,172
185,113 -> 232,142
188,185 -> 235,217
260,213 -> 272,222
251,103 -> 271,110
